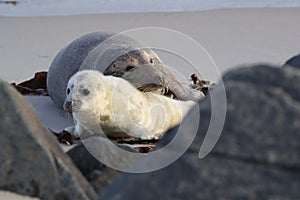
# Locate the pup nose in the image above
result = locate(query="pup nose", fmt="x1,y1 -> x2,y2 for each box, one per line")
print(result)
63,101 -> 72,113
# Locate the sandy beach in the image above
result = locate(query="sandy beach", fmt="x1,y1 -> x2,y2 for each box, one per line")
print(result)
0,8 -> 300,83
0,190 -> 39,200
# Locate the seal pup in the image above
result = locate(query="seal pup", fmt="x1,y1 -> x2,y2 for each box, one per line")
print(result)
63,70 -> 196,140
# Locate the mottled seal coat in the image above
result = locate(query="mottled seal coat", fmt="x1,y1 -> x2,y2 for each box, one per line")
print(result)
47,32 -> 203,109
63,70 -> 196,139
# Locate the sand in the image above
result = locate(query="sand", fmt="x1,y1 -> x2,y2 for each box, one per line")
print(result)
0,191 -> 39,200
0,8 -> 300,83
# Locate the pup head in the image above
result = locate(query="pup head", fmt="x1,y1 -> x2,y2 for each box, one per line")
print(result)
63,70 -> 105,113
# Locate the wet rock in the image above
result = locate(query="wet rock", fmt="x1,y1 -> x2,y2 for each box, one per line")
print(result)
0,80 -> 96,200
67,144 -> 115,177
67,144 -> 119,192
67,139 -> 150,193
211,65 -> 300,166
99,64 -> 300,199
283,53 -> 300,69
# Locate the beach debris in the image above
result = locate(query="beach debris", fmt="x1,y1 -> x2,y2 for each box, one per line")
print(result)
49,129 -> 80,146
50,127 -> 157,152
0,1 -> 18,6
11,71 -> 48,96
114,137 -> 158,153
190,73 -> 215,95
133,146 -> 155,153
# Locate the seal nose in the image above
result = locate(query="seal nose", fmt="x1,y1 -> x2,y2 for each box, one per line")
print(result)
63,101 -> 72,113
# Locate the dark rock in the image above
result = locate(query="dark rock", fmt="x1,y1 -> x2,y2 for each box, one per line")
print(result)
99,64 -> 300,199
0,80 -> 96,200
67,144 -> 118,177
283,53 -> 300,69
67,139 -> 141,193
211,65 -> 300,167
86,169 -> 119,193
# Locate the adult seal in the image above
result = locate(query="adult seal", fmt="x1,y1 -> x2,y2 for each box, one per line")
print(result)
47,32 -> 203,109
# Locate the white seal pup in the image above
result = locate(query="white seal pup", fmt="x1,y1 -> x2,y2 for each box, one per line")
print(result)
63,70 -> 196,140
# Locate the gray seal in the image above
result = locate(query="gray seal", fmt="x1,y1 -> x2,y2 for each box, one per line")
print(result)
47,32 -> 203,109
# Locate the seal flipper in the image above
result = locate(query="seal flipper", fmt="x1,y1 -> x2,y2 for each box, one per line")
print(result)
122,64 -> 204,101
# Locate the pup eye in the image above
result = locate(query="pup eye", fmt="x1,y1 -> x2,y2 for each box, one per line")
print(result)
82,89 -> 90,96
150,58 -> 154,64
67,88 -> 70,95
126,66 -> 134,71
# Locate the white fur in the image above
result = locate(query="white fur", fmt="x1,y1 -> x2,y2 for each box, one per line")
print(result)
65,70 -> 196,139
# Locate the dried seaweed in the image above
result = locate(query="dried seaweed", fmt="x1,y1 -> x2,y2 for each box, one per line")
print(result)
0,1 -> 18,6
11,72 -> 48,96
49,129 -> 80,146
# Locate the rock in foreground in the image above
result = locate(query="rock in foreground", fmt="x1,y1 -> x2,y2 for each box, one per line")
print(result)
67,143 -> 119,193
99,64 -> 300,199
0,80 -> 96,200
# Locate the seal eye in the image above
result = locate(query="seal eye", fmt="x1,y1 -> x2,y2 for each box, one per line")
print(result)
67,88 -> 70,95
150,58 -> 154,64
126,66 -> 134,71
82,89 -> 90,96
